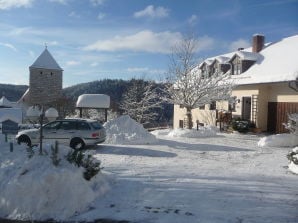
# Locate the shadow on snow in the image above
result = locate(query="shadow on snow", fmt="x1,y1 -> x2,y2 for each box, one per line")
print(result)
98,145 -> 177,158
158,138 -> 254,152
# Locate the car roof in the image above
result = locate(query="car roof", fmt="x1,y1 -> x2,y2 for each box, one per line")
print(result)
55,118 -> 98,123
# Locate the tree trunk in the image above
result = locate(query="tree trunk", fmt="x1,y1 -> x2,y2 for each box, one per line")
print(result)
186,107 -> 193,129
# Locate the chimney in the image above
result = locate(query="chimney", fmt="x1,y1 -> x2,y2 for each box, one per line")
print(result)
252,34 -> 265,53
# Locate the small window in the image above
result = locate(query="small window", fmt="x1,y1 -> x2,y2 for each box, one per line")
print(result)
40,71 -> 43,74
179,104 -> 184,108
229,102 -> 236,112
179,120 -> 184,128
199,105 -> 205,110
210,101 -> 216,110
228,96 -> 237,112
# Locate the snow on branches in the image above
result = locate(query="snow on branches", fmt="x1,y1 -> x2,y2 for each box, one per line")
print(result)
164,34 -> 234,128
284,113 -> 298,135
120,79 -> 162,124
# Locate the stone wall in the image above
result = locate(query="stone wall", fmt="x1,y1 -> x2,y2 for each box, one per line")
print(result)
29,68 -> 62,106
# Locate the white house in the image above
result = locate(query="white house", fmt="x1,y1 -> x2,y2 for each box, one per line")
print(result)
173,34 -> 298,133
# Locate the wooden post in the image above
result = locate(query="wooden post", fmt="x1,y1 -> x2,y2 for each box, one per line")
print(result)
39,111 -> 44,155
105,109 -> 108,122
10,142 -> 13,152
79,108 -> 82,118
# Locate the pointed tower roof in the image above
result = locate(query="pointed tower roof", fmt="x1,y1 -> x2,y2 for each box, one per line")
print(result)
30,47 -> 63,71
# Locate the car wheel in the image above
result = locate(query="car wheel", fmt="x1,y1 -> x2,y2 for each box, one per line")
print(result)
17,135 -> 32,147
70,138 -> 85,150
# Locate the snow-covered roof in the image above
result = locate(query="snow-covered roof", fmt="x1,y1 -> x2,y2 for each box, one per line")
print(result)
76,94 -> 110,108
0,108 -> 22,123
214,56 -> 230,64
235,35 -> 298,85
199,59 -> 214,67
0,96 -> 12,107
17,88 -> 30,104
30,48 -> 63,71
231,51 -> 260,61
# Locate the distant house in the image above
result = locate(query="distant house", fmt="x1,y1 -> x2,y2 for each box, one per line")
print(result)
173,34 -> 298,133
0,96 -> 23,123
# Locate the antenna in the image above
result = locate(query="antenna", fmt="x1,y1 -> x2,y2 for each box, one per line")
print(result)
45,42 -> 48,49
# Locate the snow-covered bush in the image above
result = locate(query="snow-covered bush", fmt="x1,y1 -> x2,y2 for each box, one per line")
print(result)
66,149 -> 102,181
284,113 -> 298,135
287,147 -> 298,174
231,119 -> 254,133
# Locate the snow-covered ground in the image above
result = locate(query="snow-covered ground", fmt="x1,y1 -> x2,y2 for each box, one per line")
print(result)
0,116 -> 297,223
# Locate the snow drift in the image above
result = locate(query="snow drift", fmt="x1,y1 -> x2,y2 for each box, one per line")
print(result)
104,115 -> 158,144
0,142 -> 109,221
257,133 -> 298,147
152,126 -> 218,138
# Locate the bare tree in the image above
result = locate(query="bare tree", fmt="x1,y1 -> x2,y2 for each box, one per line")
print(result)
165,34 -> 233,129
120,79 -> 162,124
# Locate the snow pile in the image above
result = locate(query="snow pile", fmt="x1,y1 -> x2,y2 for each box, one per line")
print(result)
0,141 -> 109,221
152,126 -> 218,138
258,133 -> 298,147
104,115 -> 158,144
288,147 -> 298,174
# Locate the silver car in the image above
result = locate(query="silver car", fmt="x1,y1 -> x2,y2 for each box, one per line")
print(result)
16,119 -> 106,150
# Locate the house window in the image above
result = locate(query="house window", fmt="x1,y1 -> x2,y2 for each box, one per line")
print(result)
201,67 -> 207,79
233,57 -> 241,75
199,105 -> 205,110
229,101 -> 236,112
235,63 -> 241,75
214,65 -> 219,75
210,101 -> 216,110
179,120 -> 184,128
208,66 -> 214,77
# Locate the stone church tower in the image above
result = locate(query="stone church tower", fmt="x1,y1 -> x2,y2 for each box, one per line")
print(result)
28,47 -> 63,106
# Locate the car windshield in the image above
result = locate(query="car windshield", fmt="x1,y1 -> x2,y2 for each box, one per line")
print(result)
90,121 -> 103,130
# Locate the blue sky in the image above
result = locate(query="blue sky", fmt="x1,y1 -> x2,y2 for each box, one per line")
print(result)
0,0 -> 297,87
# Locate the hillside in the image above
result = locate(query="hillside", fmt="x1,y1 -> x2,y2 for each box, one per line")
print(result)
0,84 -> 28,102
63,79 -> 129,103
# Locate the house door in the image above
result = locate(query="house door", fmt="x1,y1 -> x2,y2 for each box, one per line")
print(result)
242,97 -> 251,120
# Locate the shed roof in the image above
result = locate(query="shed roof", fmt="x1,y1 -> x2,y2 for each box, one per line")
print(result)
76,94 -> 110,109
